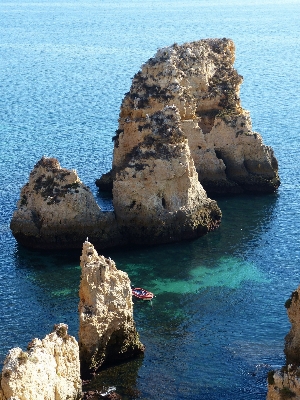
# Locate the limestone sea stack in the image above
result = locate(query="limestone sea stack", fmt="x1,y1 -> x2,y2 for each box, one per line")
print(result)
0,324 -> 81,400
11,151 -> 220,249
113,106 -> 221,243
98,38 -> 279,194
78,240 -> 144,377
10,157 -> 121,249
267,286 -> 300,399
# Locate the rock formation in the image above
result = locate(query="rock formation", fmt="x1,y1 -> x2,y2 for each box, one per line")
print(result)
12,38 -> 280,249
0,323 -> 81,400
267,286 -> 300,399
112,106 -> 221,243
11,142 -> 220,248
10,157 -> 122,249
78,240 -> 144,376
98,38 -> 279,194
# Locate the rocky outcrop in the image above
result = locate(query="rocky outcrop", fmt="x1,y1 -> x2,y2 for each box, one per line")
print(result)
0,324 -> 81,400
11,145 -> 220,248
267,286 -> 300,400
113,106 -> 221,243
99,38 -> 279,194
79,240 -> 144,377
10,157 -> 122,249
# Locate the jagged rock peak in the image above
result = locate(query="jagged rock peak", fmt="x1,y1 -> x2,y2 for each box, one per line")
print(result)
0,323 -> 81,400
102,38 -> 280,195
79,241 -> 144,377
112,106 -> 221,243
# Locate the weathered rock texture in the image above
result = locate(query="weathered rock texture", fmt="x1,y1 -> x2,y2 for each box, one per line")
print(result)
99,38 -> 279,194
113,106 -> 221,242
267,286 -> 300,400
79,240 -> 144,376
11,143 -> 220,248
10,157 -> 122,249
0,324 -> 81,400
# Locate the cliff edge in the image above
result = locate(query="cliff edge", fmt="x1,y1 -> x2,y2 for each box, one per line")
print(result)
267,286 -> 300,400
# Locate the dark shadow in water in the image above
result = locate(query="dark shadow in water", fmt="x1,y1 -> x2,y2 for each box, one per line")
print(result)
83,354 -> 144,400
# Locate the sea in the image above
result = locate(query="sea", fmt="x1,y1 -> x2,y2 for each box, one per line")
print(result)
0,0 -> 300,399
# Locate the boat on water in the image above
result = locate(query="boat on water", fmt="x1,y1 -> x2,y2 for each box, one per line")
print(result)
131,287 -> 154,300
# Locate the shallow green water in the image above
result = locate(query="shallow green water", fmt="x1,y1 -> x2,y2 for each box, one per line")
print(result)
1,0 -> 300,398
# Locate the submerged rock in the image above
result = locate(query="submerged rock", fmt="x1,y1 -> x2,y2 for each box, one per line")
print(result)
78,240 -> 144,377
113,106 -> 221,243
100,38 -> 279,194
10,157 -> 121,249
267,286 -> 300,399
0,324 -> 81,400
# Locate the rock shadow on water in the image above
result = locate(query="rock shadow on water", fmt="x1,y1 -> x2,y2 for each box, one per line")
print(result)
82,355 -> 144,400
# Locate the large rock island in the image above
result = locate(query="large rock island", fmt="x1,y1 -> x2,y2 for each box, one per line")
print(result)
10,38 -> 280,250
98,38 -> 279,194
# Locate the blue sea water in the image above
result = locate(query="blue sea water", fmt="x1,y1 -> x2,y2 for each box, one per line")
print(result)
1,0 -> 300,398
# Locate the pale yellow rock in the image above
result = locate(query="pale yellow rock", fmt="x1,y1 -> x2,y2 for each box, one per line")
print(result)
78,240 -> 144,376
10,157 -> 120,249
267,366 -> 300,400
0,324 -> 81,400
112,106 -> 221,243
110,38 -> 280,194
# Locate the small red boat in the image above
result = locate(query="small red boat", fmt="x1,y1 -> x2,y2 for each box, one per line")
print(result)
132,287 -> 154,300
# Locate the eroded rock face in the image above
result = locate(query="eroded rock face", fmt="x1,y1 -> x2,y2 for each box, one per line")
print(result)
113,106 -> 221,243
79,240 -> 144,376
10,157 -> 121,249
101,38 -> 279,194
0,324 -> 81,400
267,286 -> 300,400
285,288 -> 300,364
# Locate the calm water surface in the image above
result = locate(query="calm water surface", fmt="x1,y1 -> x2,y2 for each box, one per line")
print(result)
1,1 -> 300,399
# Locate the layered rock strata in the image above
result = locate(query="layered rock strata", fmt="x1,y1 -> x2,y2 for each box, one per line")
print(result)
113,106 -> 221,243
267,286 -> 300,399
10,157 -> 122,249
98,38 -> 279,194
0,324 -> 81,400
79,240 -> 144,376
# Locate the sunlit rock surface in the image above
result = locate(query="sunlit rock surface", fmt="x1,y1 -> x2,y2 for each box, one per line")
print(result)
99,38 -> 279,194
11,149 -> 220,249
78,240 -> 144,377
267,286 -> 300,400
113,106 -> 221,243
10,157 -> 121,249
0,324 -> 81,400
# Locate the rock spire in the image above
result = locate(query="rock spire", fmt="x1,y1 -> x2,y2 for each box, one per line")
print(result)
78,240 -> 144,376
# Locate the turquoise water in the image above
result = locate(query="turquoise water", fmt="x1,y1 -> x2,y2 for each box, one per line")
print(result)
1,0 -> 300,398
